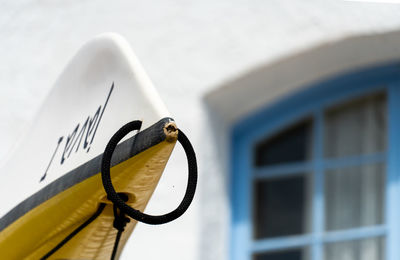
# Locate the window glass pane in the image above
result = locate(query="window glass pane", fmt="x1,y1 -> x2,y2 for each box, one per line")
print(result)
254,174 -> 311,239
324,93 -> 387,158
325,163 -> 385,231
255,119 -> 313,167
324,237 -> 384,260
253,248 -> 309,260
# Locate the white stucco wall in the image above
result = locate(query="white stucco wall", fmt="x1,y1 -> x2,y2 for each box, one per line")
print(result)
1,1 -> 400,259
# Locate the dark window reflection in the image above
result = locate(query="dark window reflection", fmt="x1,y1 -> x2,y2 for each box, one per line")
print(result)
324,93 -> 386,158
255,120 -> 313,167
253,175 -> 308,239
324,237 -> 384,260
253,248 -> 304,260
325,163 -> 385,231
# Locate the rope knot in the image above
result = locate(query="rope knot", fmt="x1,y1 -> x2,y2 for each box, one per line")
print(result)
112,204 -> 130,232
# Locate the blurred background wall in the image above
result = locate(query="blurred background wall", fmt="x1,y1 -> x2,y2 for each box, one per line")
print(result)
2,1 -> 400,259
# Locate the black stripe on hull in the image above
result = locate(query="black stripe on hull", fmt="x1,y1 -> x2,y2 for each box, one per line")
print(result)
0,117 -> 174,232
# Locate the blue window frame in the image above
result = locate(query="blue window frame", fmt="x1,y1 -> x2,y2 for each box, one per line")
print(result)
230,63 -> 400,260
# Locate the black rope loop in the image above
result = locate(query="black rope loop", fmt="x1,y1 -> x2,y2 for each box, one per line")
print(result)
101,120 -> 197,225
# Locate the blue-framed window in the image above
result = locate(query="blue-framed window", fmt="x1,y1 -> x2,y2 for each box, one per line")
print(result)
231,63 -> 400,260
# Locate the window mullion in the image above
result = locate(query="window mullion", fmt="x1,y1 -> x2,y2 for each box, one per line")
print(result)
323,152 -> 386,170
253,162 -> 313,180
312,110 -> 324,260
386,85 -> 400,260
323,225 -> 386,244
251,234 -> 314,253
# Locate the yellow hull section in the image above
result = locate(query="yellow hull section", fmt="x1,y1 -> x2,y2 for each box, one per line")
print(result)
0,139 -> 176,259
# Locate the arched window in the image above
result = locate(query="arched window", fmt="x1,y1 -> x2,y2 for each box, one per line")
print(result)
231,64 -> 400,260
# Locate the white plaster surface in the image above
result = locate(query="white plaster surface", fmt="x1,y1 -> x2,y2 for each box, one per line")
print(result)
205,30 -> 400,125
1,1 -> 400,259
